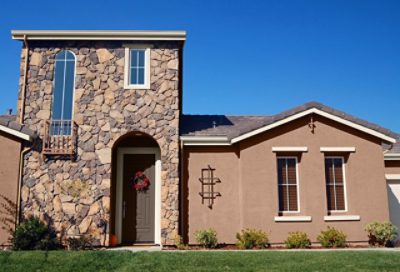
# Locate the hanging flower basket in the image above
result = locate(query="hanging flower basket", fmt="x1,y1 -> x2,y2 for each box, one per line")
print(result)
130,171 -> 150,192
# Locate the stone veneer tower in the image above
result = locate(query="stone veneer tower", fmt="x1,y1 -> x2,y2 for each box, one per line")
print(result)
12,30 -> 185,245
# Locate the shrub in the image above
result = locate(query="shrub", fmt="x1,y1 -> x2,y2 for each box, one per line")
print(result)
194,228 -> 218,248
317,226 -> 347,248
236,228 -> 269,249
365,221 -> 398,247
284,231 -> 311,249
12,216 -> 61,250
173,234 -> 189,250
67,235 -> 94,250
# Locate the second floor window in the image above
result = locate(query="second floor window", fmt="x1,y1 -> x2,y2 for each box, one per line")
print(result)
51,50 -> 76,135
325,157 -> 347,211
124,47 -> 150,89
277,157 -> 299,212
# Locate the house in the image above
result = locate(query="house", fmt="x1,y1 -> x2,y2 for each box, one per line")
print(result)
0,114 -> 35,245
0,29 -> 399,247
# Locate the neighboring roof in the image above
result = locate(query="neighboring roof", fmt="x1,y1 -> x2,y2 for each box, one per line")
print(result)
11,30 -> 186,41
181,102 -> 397,145
0,115 -> 36,141
384,134 -> 400,159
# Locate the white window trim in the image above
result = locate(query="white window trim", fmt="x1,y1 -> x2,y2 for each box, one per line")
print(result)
325,156 -> 348,213
272,147 -> 308,152
274,216 -> 312,222
116,147 -> 161,245
276,156 -> 301,213
324,215 -> 360,221
124,45 -> 151,89
320,147 -> 356,152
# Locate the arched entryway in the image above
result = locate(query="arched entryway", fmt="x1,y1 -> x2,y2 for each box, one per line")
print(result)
111,132 -> 161,245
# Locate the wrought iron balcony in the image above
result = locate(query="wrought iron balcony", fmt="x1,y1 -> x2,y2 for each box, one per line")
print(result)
42,120 -> 77,159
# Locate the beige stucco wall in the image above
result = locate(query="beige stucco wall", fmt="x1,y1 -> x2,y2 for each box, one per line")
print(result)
0,132 -> 22,246
184,115 -> 389,244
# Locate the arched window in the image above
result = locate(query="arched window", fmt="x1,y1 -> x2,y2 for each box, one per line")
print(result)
51,51 -> 76,135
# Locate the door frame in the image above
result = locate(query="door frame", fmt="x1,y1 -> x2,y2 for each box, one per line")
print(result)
116,147 -> 161,245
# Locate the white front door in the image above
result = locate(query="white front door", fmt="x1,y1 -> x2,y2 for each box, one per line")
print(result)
387,180 -> 400,244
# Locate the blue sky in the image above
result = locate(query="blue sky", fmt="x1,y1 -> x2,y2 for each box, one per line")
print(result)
1,0 -> 399,131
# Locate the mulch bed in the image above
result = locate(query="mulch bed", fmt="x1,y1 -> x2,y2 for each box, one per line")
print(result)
162,244 -> 370,250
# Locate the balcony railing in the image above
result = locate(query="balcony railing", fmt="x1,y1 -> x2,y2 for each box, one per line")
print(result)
42,120 -> 77,159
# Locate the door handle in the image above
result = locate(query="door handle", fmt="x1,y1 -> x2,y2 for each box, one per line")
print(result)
123,201 -> 126,218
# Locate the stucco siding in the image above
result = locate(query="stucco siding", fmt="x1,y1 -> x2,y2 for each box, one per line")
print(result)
0,132 -> 21,245
184,115 -> 389,245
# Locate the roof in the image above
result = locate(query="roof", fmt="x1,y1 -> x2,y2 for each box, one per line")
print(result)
384,134 -> 400,155
180,102 -> 398,145
11,30 -> 186,41
0,115 -> 36,141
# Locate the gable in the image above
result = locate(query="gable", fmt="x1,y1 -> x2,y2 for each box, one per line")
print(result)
181,103 -> 397,146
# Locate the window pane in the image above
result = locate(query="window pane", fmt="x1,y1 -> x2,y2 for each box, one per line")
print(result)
333,159 -> 344,183
52,59 -> 65,120
138,68 -> 145,84
288,185 -> 298,211
138,50 -> 145,67
56,51 -> 66,61
277,159 -> 286,185
63,61 -> 75,120
287,159 -> 297,184
131,50 -> 138,67
335,185 -> 345,210
279,186 -> 288,211
130,67 -> 138,85
326,185 -> 336,210
325,159 -> 334,185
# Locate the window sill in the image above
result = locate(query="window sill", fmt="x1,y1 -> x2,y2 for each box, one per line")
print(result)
274,216 -> 312,222
324,215 -> 360,221
124,84 -> 151,90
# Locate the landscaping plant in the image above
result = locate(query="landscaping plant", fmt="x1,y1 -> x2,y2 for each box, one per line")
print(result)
66,235 -> 94,250
236,228 -> 269,249
317,226 -> 347,248
12,216 -> 61,250
194,228 -> 218,248
173,234 -> 189,250
284,231 -> 311,249
365,221 -> 398,247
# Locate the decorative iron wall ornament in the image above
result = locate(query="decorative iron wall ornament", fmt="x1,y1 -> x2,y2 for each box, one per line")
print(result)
199,165 -> 221,209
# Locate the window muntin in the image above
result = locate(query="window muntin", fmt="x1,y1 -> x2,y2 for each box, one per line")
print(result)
277,157 -> 299,212
51,51 -> 75,135
325,157 -> 346,211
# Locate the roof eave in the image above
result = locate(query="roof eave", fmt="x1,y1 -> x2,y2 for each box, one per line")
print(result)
11,30 -> 186,42
0,125 -> 33,141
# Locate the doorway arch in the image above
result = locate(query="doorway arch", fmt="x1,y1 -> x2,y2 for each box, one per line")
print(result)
112,131 -> 161,245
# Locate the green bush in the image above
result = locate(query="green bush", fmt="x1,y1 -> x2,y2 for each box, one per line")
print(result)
67,235 -> 94,250
12,216 -> 61,250
284,231 -> 311,249
317,226 -> 347,248
365,221 -> 398,247
194,228 -> 218,248
236,228 -> 269,249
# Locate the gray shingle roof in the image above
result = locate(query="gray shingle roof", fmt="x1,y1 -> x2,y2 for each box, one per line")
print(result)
181,102 -> 398,148
0,115 -> 36,140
